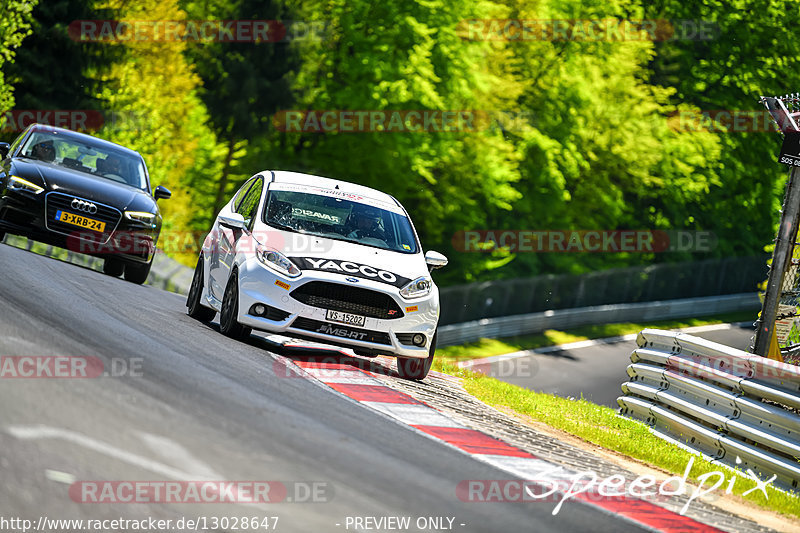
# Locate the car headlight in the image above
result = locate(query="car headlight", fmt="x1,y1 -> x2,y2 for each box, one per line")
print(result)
124,211 -> 157,226
256,245 -> 301,278
8,175 -> 44,194
400,276 -> 432,299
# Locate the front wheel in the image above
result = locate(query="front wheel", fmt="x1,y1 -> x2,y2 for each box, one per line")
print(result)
219,269 -> 251,340
123,261 -> 151,285
397,331 -> 437,380
186,255 -> 216,321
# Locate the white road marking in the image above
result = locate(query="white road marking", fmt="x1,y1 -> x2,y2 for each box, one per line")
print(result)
137,431 -> 220,479
361,402 -> 467,428
44,469 -> 76,484
6,424 -> 271,510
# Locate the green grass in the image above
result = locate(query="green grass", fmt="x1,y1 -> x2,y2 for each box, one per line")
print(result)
431,360 -> 800,519
437,311 -> 756,362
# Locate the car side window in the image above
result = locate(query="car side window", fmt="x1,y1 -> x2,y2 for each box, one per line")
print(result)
232,177 -> 256,212
236,178 -> 264,230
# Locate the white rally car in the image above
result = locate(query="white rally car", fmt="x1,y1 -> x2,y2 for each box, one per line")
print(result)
186,170 -> 448,379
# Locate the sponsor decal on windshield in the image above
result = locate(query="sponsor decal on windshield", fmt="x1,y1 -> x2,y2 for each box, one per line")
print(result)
270,182 -> 404,214
290,257 -> 411,288
291,206 -> 346,225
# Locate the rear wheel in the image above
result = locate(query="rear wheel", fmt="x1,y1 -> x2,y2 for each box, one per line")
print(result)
220,269 -> 251,340
0,230 -> 5,243
102,258 -> 124,277
397,331 -> 437,380
123,261 -> 151,285
186,255 -> 216,321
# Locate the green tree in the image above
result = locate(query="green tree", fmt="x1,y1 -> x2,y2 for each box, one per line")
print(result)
7,0 -> 115,113
94,0 -> 225,265
0,0 -> 36,126
182,0 -> 297,220
644,0 -> 800,257
268,0 -> 523,283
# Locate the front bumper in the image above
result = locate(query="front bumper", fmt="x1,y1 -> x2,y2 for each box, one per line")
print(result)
0,188 -> 156,264
235,256 -> 439,359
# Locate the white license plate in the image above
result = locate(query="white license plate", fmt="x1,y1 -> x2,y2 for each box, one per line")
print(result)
325,310 -> 366,327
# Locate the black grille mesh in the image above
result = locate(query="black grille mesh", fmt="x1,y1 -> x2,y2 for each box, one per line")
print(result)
290,281 -> 403,319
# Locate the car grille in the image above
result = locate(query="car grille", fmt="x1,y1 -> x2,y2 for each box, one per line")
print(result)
291,317 -> 392,345
45,192 -> 122,245
290,281 -> 404,319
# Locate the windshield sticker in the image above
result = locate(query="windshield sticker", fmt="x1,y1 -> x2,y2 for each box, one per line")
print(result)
271,182 -> 404,214
290,257 -> 412,288
291,206 -> 348,225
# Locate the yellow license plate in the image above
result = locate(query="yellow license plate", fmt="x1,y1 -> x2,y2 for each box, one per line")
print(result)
56,210 -> 106,233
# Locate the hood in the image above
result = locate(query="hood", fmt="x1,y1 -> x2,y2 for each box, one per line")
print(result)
11,159 -> 154,211
250,223 -> 428,287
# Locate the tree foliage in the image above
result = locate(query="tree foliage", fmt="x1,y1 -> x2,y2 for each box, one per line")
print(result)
5,0 -> 789,283
0,1 -> 36,115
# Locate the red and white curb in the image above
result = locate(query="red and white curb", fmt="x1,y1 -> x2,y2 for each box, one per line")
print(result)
282,355 -> 727,533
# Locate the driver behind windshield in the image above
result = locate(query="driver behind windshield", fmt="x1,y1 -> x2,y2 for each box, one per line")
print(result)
31,141 -> 56,162
347,207 -> 386,240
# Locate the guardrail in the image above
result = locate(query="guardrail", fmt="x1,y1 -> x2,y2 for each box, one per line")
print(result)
618,329 -> 800,493
438,293 -> 760,347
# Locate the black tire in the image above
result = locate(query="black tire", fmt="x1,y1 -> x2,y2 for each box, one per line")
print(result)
219,269 -> 251,339
0,230 -> 5,243
397,331 -> 437,380
123,261 -> 151,285
102,258 -> 124,277
186,255 -> 216,321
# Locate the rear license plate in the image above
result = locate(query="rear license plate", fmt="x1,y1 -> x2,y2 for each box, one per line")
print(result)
326,310 -> 366,327
56,210 -> 106,233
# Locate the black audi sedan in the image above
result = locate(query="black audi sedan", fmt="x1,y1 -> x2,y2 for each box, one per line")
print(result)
0,124 -> 171,284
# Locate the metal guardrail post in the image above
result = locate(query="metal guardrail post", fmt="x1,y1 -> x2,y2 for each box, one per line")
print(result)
754,165 -> 800,356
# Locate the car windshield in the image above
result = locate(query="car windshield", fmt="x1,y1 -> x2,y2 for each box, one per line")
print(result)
19,131 -> 149,191
263,187 -> 418,254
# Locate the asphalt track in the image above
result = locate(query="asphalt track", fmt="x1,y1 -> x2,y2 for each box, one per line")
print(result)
0,243 -> 657,533
481,324 -> 757,408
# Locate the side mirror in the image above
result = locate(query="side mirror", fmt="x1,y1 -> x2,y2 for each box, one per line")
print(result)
218,213 -> 247,230
154,185 -> 171,200
425,250 -> 448,271
0,143 -> 10,159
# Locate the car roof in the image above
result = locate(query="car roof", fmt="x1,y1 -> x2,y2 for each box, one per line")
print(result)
27,123 -> 142,158
268,170 -> 400,207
